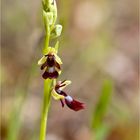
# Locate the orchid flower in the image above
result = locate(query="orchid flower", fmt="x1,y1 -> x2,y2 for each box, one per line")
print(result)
38,47 -> 62,79
51,80 -> 85,111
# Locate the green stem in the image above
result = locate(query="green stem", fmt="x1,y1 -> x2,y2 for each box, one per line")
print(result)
39,79 -> 52,140
40,0 -> 58,139
43,34 -> 50,54
40,18 -> 51,140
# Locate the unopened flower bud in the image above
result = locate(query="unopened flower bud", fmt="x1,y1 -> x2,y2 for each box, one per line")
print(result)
43,10 -> 53,26
50,24 -> 62,39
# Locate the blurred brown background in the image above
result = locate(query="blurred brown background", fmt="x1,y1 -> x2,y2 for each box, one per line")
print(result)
1,0 -> 139,140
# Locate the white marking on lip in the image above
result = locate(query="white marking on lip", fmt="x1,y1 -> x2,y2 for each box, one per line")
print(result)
65,96 -> 73,102
48,67 -> 54,73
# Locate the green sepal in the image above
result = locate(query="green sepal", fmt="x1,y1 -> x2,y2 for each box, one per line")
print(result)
51,89 -> 64,100
38,56 -> 47,65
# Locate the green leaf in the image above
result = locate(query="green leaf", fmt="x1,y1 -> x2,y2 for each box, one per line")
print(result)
95,123 -> 111,140
91,79 -> 113,136
7,90 -> 25,140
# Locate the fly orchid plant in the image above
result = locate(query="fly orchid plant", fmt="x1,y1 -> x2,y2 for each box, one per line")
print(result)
39,0 -> 85,140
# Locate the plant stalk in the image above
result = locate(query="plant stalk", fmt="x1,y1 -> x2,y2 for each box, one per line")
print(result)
39,79 -> 52,140
39,0 -> 58,139
39,24 -> 51,140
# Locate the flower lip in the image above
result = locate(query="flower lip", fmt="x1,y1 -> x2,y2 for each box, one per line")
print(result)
65,98 -> 85,111
42,70 -> 59,79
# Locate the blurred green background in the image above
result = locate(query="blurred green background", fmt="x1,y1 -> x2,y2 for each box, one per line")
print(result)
1,0 -> 139,140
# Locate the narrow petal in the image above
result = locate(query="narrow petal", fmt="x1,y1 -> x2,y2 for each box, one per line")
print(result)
65,96 -> 85,111
38,56 -> 47,65
55,62 -> 61,70
54,53 -> 63,64
41,62 -> 47,70
62,80 -> 72,85
59,80 -> 72,90
51,89 -> 64,100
